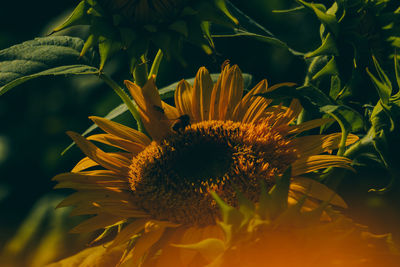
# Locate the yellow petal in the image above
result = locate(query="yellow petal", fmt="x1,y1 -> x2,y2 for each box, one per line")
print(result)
54,169 -> 121,180
47,242 -> 124,267
151,227 -> 192,267
108,219 -> 148,249
70,213 -> 125,233
56,190 -> 134,208
53,172 -> 130,190
274,98 -> 302,126
123,223 -> 166,265
199,225 -> 224,240
69,203 -> 103,216
125,80 -> 146,112
178,227 -> 203,265
175,79 -> 193,118
209,69 -> 225,120
288,118 -> 334,135
267,82 -> 297,92
67,132 -> 129,174
232,79 -> 270,122
72,152 -> 132,172
72,157 -> 99,172
89,116 -> 151,145
161,101 -> 180,121
125,78 -> 177,140
218,65 -> 243,120
191,67 -> 214,122
292,133 -> 359,157
242,97 -> 272,123
292,155 -> 354,176
69,202 -> 148,218
88,133 -> 146,154
290,177 -> 348,208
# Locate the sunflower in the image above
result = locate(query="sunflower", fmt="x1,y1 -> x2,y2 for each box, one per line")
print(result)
50,64 -> 358,266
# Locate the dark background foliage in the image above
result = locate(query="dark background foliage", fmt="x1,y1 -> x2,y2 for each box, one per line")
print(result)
0,0 -> 398,253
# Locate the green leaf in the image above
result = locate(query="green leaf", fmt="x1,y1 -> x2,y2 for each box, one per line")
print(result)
370,101 -> 395,134
211,191 -> 244,230
257,180 -> 272,220
234,188 -> 255,227
168,20 -> 189,37
213,29 -> 304,56
258,84 -> 332,114
51,0 -> 91,33
368,55 -> 400,135
0,36 -> 99,96
274,195 -> 307,226
173,238 -> 225,262
394,51 -> 400,98
329,75 -> 341,100
214,0 -> 239,25
320,104 -> 364,132
272,6 -> 305,13
98,38 -> 121,71
305,33 -> 338,58
268,167 -> 291,218
368,130 -> 394,192
366,56 -> 392,105
311,56 -> 339,80
297,0 -> 339,35
301,201 -> 329,224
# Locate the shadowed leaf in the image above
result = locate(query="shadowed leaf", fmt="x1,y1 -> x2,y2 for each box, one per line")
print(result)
0,36 -> 99,96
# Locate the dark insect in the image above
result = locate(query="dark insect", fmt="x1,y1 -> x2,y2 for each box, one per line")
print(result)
171,114 -> 191,133
153,105 -> 190,132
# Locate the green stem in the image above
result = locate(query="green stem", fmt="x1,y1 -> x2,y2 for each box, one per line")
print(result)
329,112 -> 348,156
322,133 -> 375,190
99,73 -> 144,132
148,49 -> 163,81
318,112 -> 349,188
133,55 -> 149,87
344,130 -> 374,158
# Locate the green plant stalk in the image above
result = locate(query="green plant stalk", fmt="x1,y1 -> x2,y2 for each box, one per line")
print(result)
148,49 -> 163,81
99,73 -> 145,132
329,112 -> 348,156
304,57 -> 320,86
133,55 -> 149,87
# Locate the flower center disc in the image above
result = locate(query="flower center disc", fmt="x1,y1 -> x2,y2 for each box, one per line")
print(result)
129,120 -> 298,226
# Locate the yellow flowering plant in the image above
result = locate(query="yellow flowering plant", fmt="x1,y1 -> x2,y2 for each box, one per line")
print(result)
0,1 -> 399,266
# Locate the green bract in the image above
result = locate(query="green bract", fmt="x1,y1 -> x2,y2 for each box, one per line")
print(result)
297,0 -> 400,101
52,0 -> 238,70
366,55 -> 400,191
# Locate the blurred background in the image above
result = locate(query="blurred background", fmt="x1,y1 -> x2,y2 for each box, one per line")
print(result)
0,0 -> 398,265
